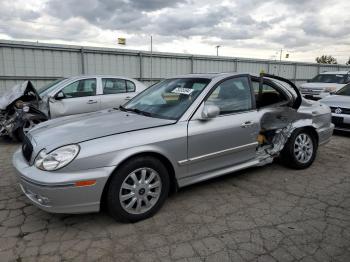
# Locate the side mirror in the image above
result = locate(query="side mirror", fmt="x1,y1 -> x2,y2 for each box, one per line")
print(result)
201,103 -> 220,120
55,91 -> 65,100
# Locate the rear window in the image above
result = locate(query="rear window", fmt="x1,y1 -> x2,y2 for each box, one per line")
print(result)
309,74 -> 349,84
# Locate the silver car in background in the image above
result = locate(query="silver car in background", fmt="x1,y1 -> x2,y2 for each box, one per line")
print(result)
320,83 -> 350,131
13,73 -> 334,222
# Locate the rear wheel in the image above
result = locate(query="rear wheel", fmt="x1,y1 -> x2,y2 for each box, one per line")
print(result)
107,156 -> 170,222
280,128 -> 318,169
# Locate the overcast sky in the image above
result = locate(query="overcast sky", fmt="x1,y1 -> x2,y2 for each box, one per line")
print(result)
0,0 -> 349,63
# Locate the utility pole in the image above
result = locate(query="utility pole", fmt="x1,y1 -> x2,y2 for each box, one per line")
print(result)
150,35 -> 153,81
278,49 -> 283,76
279,49 -> 283,62
216,45 -> 221,56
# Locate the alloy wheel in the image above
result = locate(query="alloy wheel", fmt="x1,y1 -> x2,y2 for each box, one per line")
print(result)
294,133 -> 314,164
119,167 -> 162,215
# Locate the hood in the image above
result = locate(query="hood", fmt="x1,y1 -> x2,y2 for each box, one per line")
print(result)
0,81 -> 40,110
29,109 -> 176,150
320,95 -> 350,108
300,82 -> 346,90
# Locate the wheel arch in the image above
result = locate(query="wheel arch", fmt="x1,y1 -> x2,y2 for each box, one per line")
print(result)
299,125 -> 319,145
100,151 -> 178,211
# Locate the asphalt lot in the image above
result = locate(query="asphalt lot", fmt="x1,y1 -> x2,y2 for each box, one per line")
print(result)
0,133 -> 349,262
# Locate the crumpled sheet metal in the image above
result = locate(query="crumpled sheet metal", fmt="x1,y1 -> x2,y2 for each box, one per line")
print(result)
256,119 -> 312,166
0,81 -> 38,110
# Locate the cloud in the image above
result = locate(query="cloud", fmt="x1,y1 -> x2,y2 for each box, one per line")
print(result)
0,0 -> 349,63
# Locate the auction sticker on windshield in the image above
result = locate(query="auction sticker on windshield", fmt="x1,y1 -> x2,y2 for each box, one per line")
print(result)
171,87 -> 194,95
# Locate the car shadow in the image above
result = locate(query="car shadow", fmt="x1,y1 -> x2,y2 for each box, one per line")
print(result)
0,136 -> 20,145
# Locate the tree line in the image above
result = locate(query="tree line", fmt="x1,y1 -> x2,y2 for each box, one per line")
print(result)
315,55 -> 350,65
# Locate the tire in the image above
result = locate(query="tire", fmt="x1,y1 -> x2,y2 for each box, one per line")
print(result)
280,128 -> 318,169
107,156 -> 170,223
15,117 -> 44,141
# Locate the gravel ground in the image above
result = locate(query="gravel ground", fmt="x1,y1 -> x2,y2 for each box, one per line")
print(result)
0,133 -> 349,262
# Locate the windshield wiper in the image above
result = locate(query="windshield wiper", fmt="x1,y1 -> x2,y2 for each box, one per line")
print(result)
119,105 -> 152,117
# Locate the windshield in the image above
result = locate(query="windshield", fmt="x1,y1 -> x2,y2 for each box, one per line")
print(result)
336,84 -> 350,96
309,74 -> 349,84
123,78 -> 211,120
36,78 -> 66,95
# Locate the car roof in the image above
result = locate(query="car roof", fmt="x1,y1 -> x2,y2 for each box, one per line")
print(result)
169,72 -> 251,80
64,75 -> 141,81
320,71 -> 350,75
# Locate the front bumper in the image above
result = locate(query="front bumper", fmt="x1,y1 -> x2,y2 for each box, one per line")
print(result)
12,149 -> 114,214
331,113 -> 350,132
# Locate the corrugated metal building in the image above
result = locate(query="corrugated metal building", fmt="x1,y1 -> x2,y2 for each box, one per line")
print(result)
0,39 -> 349,94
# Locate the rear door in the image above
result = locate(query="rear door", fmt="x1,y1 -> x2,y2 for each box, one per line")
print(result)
99,78 -> 137,109
49,78 -> 100,118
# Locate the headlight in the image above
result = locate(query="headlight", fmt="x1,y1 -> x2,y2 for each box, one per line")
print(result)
324,87 -> 337,93
35,144 -> 80,171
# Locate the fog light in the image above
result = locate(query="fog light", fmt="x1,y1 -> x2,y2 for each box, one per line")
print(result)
35,194 -> 50,205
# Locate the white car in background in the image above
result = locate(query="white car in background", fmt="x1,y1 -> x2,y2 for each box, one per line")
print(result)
320,83 -> 350,132
0,75 -> 146,140
299,71 -> 350,100
38,75 -> 146,118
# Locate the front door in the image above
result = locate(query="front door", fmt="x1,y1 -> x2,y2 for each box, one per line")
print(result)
50,78 -> 100,118
186,76 -> 259,178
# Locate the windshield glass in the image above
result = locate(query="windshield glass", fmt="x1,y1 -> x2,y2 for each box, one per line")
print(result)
336,84 -> 350,96
123,78 -> 211,120
309,74 -> 348,84
36,78 -> 66,95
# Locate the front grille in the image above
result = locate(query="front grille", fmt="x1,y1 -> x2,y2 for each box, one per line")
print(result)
330,107 -> 350,115
22,136 -> 33,162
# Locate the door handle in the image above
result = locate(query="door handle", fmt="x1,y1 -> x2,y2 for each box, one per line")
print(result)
241,121 -> 254,128
87,100 -> 98,104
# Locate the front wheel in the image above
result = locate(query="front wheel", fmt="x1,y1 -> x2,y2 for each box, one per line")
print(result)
280,129 -> 318,169
107,156 -> 170,223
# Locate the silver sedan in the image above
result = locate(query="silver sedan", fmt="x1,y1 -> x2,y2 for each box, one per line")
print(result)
13,73 -> 334,222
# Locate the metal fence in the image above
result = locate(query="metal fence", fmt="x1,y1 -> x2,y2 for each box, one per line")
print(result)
1,39 -> 349,94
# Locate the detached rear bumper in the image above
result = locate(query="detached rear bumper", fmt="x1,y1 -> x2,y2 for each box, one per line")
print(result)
12,149 -> 114,214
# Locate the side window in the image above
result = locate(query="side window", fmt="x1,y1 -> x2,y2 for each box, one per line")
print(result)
252,80 -> 288,108
206,77 -> 252,115
61,79 -> 96,98
126,81 -> 136,92
102,79 -> 126,94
